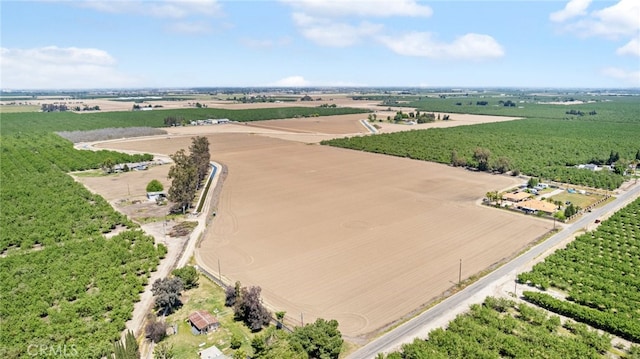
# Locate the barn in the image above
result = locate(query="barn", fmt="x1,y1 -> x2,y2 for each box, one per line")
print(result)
188,310 -> 219,335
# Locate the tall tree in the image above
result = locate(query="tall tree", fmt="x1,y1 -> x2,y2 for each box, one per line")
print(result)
189,136 -> 211,188
234,286 -> 271,331
151,277 -> 184,315
168,149 -> 197,213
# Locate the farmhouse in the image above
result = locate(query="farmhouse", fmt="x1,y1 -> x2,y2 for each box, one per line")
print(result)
503,192 -> 532,203
188,310 -> 219,335
517,200 -> 557,215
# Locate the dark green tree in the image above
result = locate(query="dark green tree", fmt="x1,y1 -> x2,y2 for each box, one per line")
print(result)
113,330 -> 140,359
171,266 -> 199,289
607,151 -> 620,165
564,203 -> 580,218
613,159 -> 629,175
527,177 -> 539,188
151,277 -> 184,315
168,149 -> 197,213
290,318 -> 343,359
189,136 -> 210,188
275,311 -> 286,329
164,116 -> 183,127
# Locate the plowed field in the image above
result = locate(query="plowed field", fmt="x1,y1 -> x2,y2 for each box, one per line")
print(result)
94,113 -> 549,339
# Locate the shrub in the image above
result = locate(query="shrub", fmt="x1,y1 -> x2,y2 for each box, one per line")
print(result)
146,179 -> 164,193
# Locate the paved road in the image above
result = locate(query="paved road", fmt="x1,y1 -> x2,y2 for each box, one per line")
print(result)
348,182 -> 640,359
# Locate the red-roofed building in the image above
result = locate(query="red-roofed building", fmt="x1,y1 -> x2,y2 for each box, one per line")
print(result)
188,310 -> 219,335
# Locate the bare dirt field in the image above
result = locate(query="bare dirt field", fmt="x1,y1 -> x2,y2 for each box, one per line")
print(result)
93,114 -> 550,341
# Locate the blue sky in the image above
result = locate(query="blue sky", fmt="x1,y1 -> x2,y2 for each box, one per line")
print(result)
1,0 -> 638,89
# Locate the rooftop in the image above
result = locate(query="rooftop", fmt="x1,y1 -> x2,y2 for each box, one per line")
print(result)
188,310 -> 218,331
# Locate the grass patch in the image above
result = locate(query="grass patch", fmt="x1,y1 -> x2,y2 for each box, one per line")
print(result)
0,105 -> 40,113
160,274 -> 254,359
550,191 -> 605,209
70,169 -> 105,177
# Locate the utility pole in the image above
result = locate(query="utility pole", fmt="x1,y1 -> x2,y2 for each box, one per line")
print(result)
301,313 -> 304,326
458,259 -> 462,287
218,258 -> 222,283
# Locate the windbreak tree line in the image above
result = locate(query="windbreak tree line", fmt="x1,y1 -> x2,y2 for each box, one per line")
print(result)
167,136 -> 210,213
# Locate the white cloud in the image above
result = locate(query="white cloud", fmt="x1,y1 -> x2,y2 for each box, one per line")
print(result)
280,0 -> 432,18
553,0 -> 639,39
0,46 -> 140,89
292,13 -> 383,47
271,76 -> 310,87
79,0 -> 222,19
379,32 -> 505,60
602,66 -> 640,85
616,37 -> 640,57
550,0 -> 591,22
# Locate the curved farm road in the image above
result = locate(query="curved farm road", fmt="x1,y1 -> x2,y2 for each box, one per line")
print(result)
348,181 -> 640,359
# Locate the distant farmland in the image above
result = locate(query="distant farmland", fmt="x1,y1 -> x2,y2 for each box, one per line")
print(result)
324,98 -> 640,190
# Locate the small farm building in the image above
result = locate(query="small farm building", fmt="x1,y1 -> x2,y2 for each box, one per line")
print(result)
188,310 -> 219,335
146,192 -> 165,202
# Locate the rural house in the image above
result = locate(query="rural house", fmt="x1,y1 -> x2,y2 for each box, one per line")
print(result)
503,192 -> 531,203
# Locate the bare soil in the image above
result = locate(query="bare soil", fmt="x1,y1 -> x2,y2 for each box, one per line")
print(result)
91,112 -> 550,341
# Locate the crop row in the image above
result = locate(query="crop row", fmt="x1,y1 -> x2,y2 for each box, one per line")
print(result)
0,230 -> 164,358
380,297 -> 622,358
0,134 -> 152,251
0,132 -> 166,358
518,198 -> 640,342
